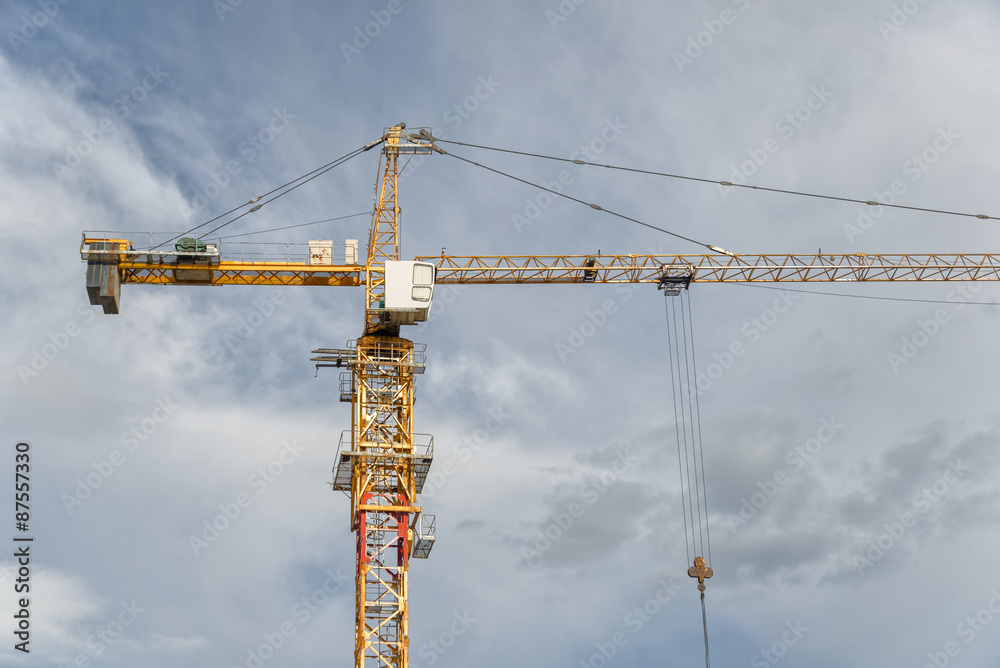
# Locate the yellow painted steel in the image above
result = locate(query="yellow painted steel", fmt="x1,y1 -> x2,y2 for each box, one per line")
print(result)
357,505 -> 423,513
118,261 -> 363,286
350,125 -> 420,668
349,335 -> 419,668
365,128 -> 401,333
82,249 -> 1000,288
417,253 -> 1000,283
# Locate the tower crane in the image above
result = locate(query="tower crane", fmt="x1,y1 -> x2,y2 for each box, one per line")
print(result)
80,123 -> 1000,668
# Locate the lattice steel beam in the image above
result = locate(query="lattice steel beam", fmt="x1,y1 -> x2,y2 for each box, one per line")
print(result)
365,128 -> 402,333
417,253 -> 1000,283
118,262 -> 362,286
349,335 -> 421,668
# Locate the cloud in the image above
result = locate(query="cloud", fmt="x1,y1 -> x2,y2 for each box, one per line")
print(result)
5,3 -> 1000,666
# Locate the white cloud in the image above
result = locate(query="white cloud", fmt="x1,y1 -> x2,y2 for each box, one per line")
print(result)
4,3 -> 1000,665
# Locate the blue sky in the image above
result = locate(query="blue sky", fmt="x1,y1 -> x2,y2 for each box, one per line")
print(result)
2,1 -> 1000,667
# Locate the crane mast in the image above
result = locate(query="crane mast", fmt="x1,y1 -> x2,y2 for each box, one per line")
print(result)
334,125 -> 435,668
78,122 -> 1000,668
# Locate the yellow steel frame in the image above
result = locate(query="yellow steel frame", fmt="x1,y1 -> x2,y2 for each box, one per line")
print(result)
119,262 -> 361,286
352,126 -> 420,668
350,335 -> 419,668
365,129 -> 401,333
85,252 -> 1000,288
418,253 -> 1000,283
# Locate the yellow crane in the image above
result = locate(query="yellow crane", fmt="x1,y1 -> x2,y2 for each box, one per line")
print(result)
80,123 -> 1000,668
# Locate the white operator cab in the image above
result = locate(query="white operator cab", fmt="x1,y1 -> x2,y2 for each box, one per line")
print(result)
384,260 -> 435,325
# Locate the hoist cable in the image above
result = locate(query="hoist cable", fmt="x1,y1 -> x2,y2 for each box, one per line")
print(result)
665,295 -> 693,564
678,294 -> 706,559
663,288 -> 714,668
701,595 -> 712,668
685,290 -> 712,566
686,296 -> 710,560
673,297 -> 698,560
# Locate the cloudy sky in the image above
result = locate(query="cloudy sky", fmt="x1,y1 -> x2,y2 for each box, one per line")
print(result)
2,1 -> 1000,667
